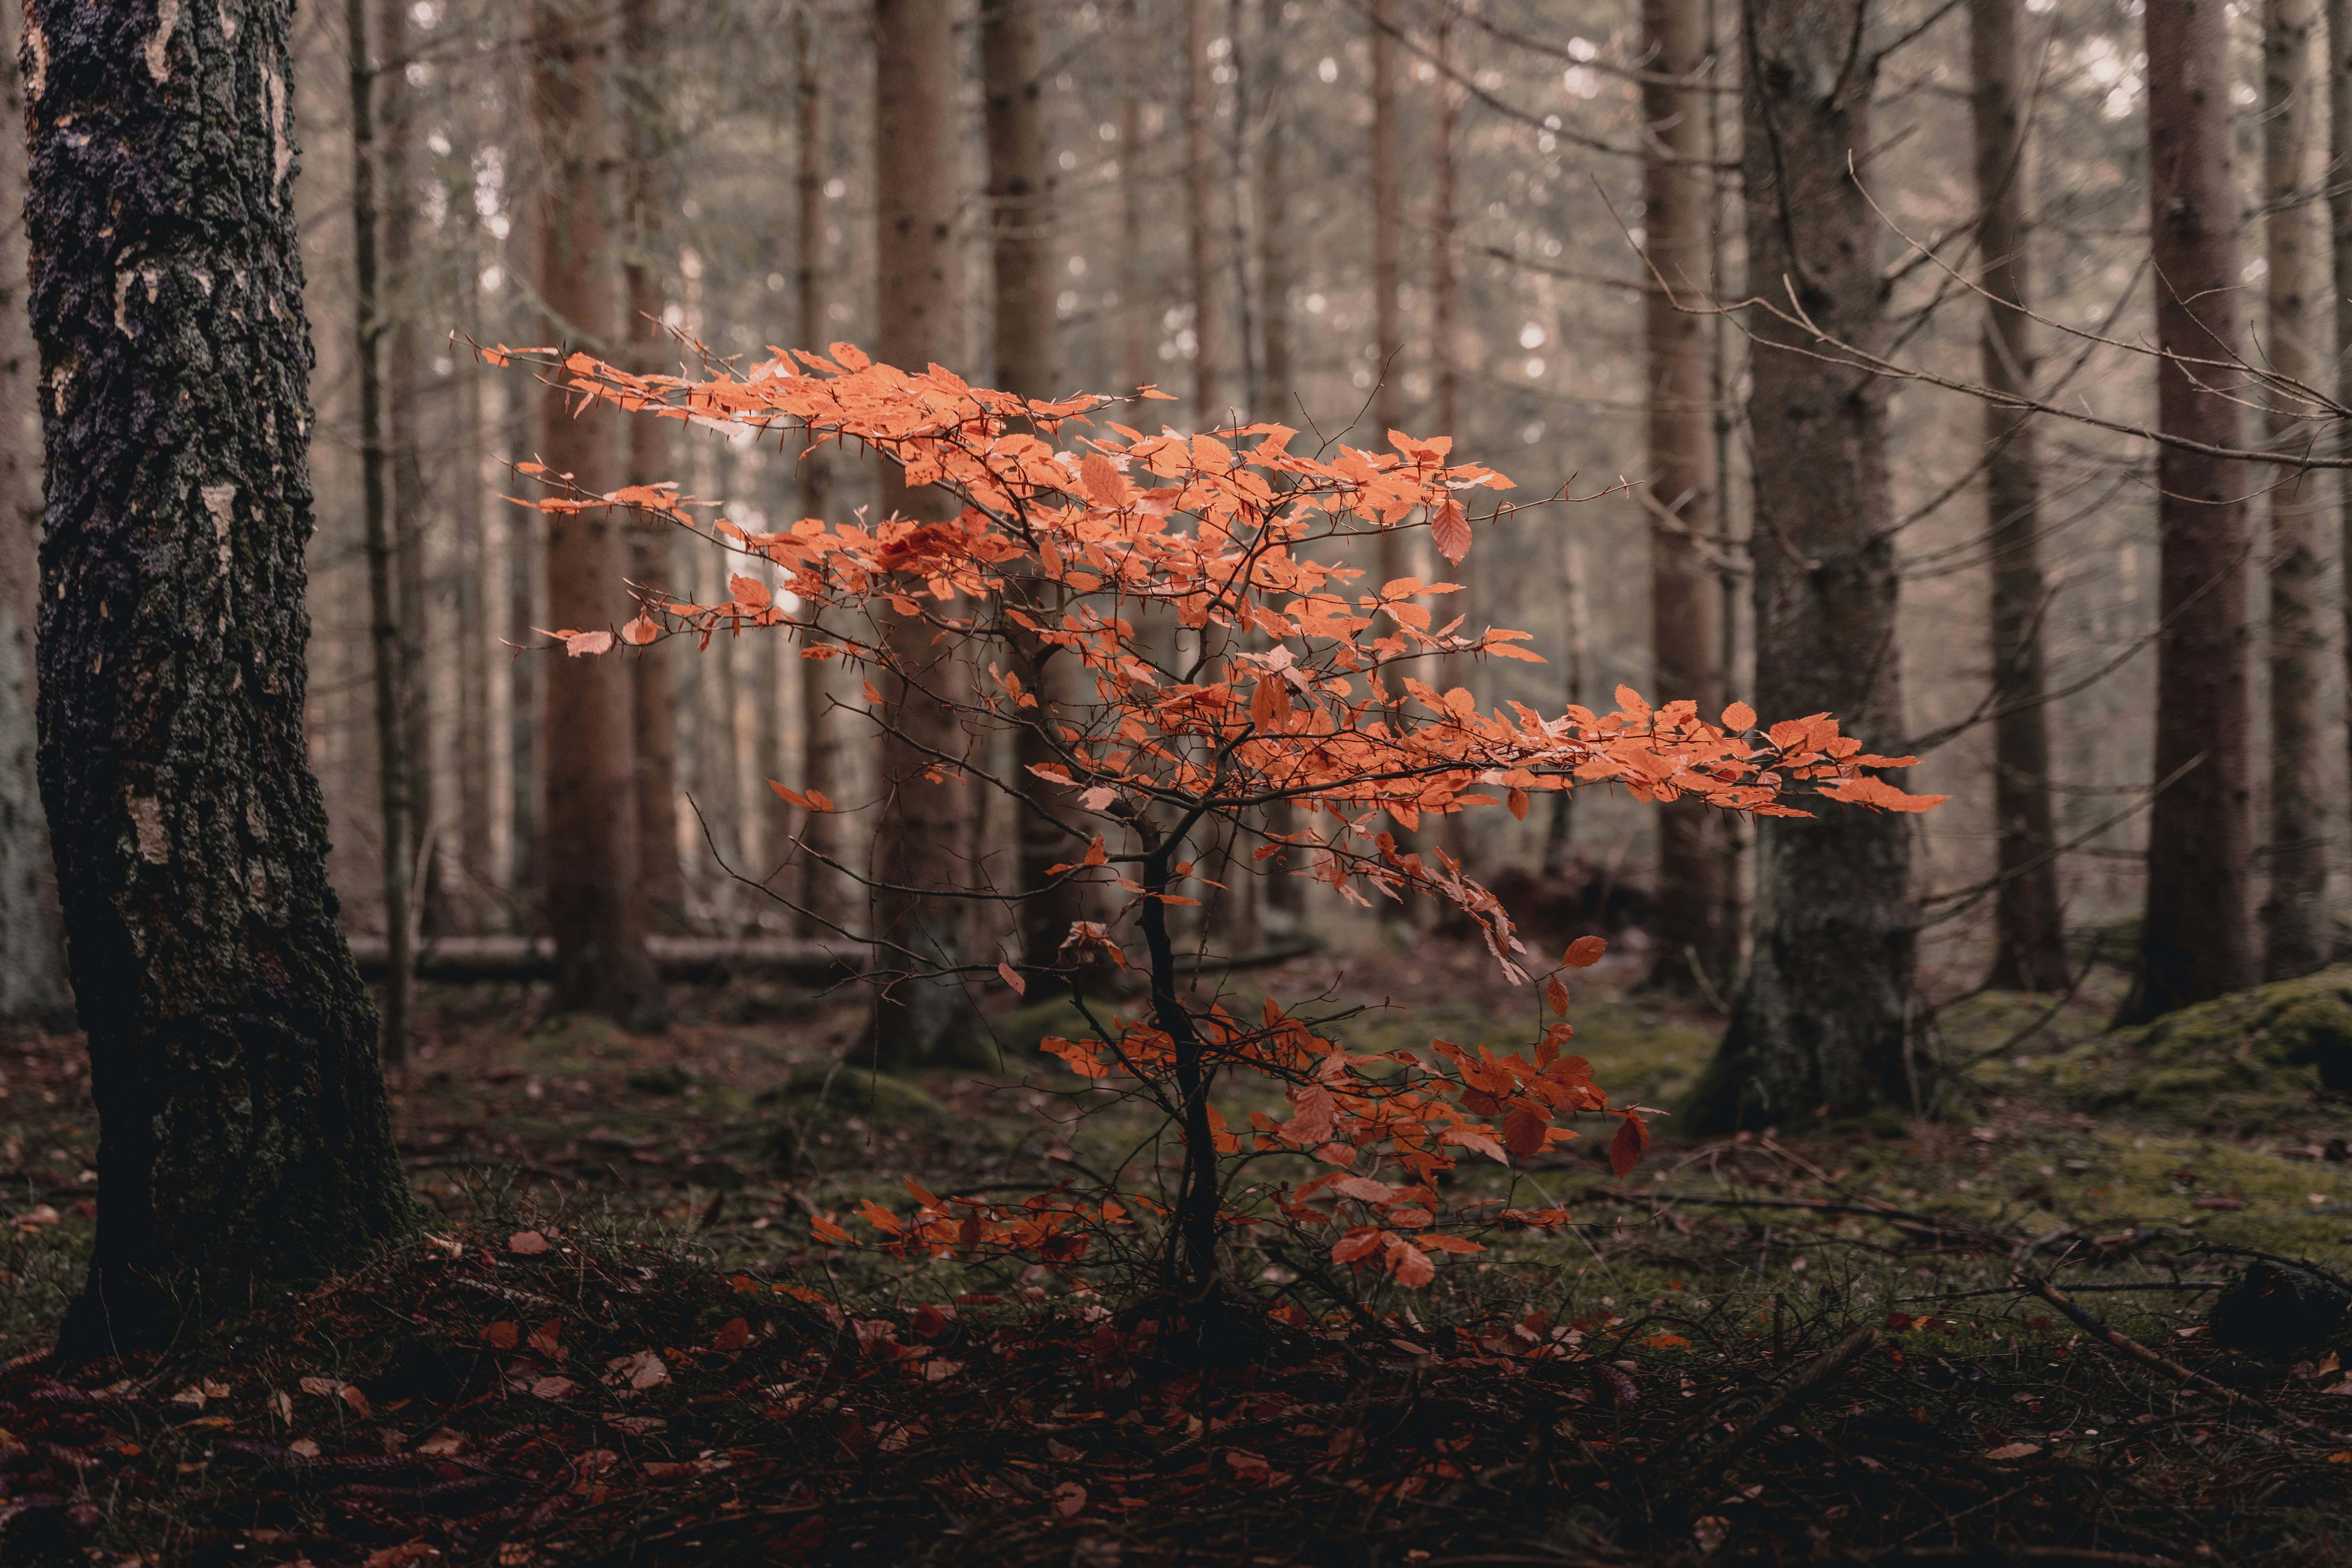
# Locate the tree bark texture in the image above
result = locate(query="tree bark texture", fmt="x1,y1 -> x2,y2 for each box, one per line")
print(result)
2122,0 -> 2259,1021
794,2 -> 847,941
984,0 -> 1085,970
871,0 -> 980,1068
620,0 -> 684,930
2334,0 -> 2352,927
1971,0 -> 2069,993
25,0 -> 414,1347
1185,0 -> 1227,428
0,0 -> 69,1025
1642,0 -> 1734,988
1252,0 -> 1300,916
530,0 -> 665,1027
1686,0 -> 1915,1131
2262,0 -> 2327,978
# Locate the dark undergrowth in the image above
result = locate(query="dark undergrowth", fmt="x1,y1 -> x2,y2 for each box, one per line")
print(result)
4,958 -> 2352,1565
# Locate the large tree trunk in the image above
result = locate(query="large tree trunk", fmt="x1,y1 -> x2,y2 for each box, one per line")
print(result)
1642,0 -> 1733,990
0,0 -> 69,1025
530,0 -> 666,1027
794,2 -> 847,941
2262,0 -> 2327,978
27,0 -> 415,1350
350,0 -> 414,1060
2120,0 -> 2259,1022
869,0 -> 979,1069
2333,0 -> 2352,920
1686,0 -> 1914,1131
985,0 -> 1085,970
620,0 -> 684,931
1972,0 -> 2069,992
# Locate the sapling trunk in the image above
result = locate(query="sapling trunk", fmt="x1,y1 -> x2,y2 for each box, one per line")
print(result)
1138,835 -> 1220,1301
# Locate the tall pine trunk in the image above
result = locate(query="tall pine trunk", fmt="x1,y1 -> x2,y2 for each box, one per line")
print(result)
350,0 -> 414,1059
530,0 -> 666,1026
869,0 -> 978,1067
1686,0 -> 1915,1131
620,0 -> 684,930
28,0 -> 414,1350
1252,0 -> 1300,918
1972,0 -> 2069,992
794,2 -> 846,940
2121,0 -> 2259,1021
2262,0 -> 2327,978
985,0 -> 1085,969
1642,0 -> 1733,990
0,0 -> 68,1025
1368,0 -> 1409,589
1186,0 -> 1227,426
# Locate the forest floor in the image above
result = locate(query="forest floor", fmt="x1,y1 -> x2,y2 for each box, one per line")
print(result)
4,931 -> 2352,1566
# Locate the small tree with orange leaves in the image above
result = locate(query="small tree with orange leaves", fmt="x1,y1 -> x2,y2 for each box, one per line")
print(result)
494,341 -> 1943,1343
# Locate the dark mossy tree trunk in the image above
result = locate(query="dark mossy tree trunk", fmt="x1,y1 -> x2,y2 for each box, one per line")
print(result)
1971,0 -> 2069,993
0,0 -> 69,1026
26,0 -> 415,1352
2120,0 -> 2258,1022
1686,0 -> 1916,1132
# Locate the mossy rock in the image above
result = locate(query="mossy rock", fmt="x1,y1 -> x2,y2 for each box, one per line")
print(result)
758,1066 -> 942,1122
626,1063 -> 693,1096
1999,967 -> 2352,1126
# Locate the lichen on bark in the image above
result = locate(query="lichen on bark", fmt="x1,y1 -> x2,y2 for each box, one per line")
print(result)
26,0 -> 414,1353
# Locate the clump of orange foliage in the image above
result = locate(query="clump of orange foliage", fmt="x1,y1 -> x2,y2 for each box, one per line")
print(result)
493,340 -> 1943,1303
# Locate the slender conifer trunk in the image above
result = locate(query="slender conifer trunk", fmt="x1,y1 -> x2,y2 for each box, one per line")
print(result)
870,0 -> 978,1067
2261,0 -> 2327,978
530,0 -> 666,1026
2122,0 -> 2259,1022
1643,0 -> 1733,989
1971,0 -> 2069,992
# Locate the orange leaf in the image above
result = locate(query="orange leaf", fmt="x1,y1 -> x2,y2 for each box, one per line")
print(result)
1502,1103 -> 1550,1158
1506,786 -> 1530,821
1432,500 -> 1472,564
1564,935 -> 1607,968
769,780 -> 811,810
1545,974 -> 1569,1017
509,1230 -> 550,1255
1080,452 -> 1123,507
563,630 -> 614,658
1608,1114 -> 1650,1178
998,961 -> 1027,996
710,1317 -> 753,1352
1722,700 -> 1756,731
1817,775 -> 1951,813
1386,1238 -> 1436,1287
622,614 -> 660,646
480,1321 -> 520,1349
1083,836 -> 1108,866
1331,1227 -> 1388,1263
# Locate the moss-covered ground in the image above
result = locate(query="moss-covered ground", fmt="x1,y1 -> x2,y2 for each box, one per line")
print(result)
4,940 -> 2352,1565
